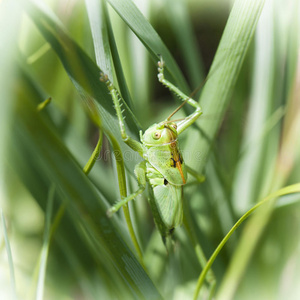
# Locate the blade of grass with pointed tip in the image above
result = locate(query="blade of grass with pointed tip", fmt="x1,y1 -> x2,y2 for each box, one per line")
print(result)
85,0 -> 144,264
232,0 -> 276,213
10,68 -> 161,299
184,0 -> 265,172
107,0 -> 190,93
194,183 -> 300,300
0,2 -> 20,297
9,142 -> 131,299
36,184 -> 55,300
85,0 -> 134,110
165,0 -> 205,88
23,0 -> 140,156
218,4 -> 300,297
1,211 -> 17,300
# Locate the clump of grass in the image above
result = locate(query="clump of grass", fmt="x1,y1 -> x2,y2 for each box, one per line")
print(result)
1,0 -> 300,299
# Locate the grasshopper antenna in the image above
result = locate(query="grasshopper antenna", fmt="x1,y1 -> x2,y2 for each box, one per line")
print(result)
166,77 -> 208,121
164,118 -> 185,124
166,99 -> 189,121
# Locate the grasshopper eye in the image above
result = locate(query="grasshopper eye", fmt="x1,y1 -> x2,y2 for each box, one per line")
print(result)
171,124 -> 177,130
153,131 -> 161,140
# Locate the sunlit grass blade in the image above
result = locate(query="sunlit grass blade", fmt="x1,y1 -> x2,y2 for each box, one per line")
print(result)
185,0 -> 265,172
4,0 -> 298,298
218,6 -> 300,295
85,0 -> 134,109
24,0 -> 140,143
35,185 -> 55,300
1,210 -> 17,300
36,97 -> 52,112
179,2 -> 266,275
10,69 -> 161,299
165,0 -> 205,88
0,2 -> 19,299
85,0 -> 144,262
232,0 -> 276,212
83,130 -> 103,175
85,0 -> 113,76
194,183 -> 300,300
107,0 -> 190,92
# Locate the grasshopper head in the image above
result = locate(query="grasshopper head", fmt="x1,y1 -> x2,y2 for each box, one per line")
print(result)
141,122 -> 178,146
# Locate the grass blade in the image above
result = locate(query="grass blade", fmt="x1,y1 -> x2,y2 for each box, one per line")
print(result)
85,0 -> 134,109
185,0 -> 265,171
218,2 -> 300,296
165,0 -> 205,87
10,68 -> 161,299
107,0 -> 190,92
194,183 -> 300,300
24,0 -> 140,145
232,0 -> 276,212
0,2 -> 20,298
35,185 -> 55,300
1,210 -> 17,300
85,0 -> 144,263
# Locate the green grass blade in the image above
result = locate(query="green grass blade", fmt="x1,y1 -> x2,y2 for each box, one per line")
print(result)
232,0 -> 277,212
10,68 -> 161,299
85,0 -> 144,262
85,0 -> 113,76
165,0 -> 205,87
0,1 -> 19,298
36,185 -> 55,300
185,0 -> 265,172
24,0 -> 139,142
1,210 -> 17,300
83,130 -> 103,175
194,183 -> 300,300
85,0 -> 134,110
106,131 -> 145,266
218,3 -> 300,296
107,0 -> 190,92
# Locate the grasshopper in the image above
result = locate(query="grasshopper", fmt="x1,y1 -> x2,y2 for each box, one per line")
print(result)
100,57 -> 203,240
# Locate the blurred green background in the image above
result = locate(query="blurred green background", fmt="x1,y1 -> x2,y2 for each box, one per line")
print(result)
1,0 -> 300,299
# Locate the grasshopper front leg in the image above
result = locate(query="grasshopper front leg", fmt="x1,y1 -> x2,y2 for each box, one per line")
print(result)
100,73 -> 148,216
100,73 -> 145,156
157,57 -> 203,134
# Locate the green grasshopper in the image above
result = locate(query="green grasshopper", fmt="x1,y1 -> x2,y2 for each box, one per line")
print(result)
100,57 -> 203,240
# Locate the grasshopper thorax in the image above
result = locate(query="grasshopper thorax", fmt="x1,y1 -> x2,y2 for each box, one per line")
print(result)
141,121 -> 187,186
141,122 -> 178,147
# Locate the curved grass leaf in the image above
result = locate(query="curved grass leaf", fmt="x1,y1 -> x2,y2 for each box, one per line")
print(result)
85,0 -> 134,110
165,0 -> 205,88
10,68 -> 161,299
36,184 -> 55,300
1,211 -> 17,300
194,183 -> 300,300
107,0 -> 190,92
85,0 -> 144,263
185,0 -> 265,171
232,0 -> 277,212
24,0 -> 140,145
218,3 -> 300,296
